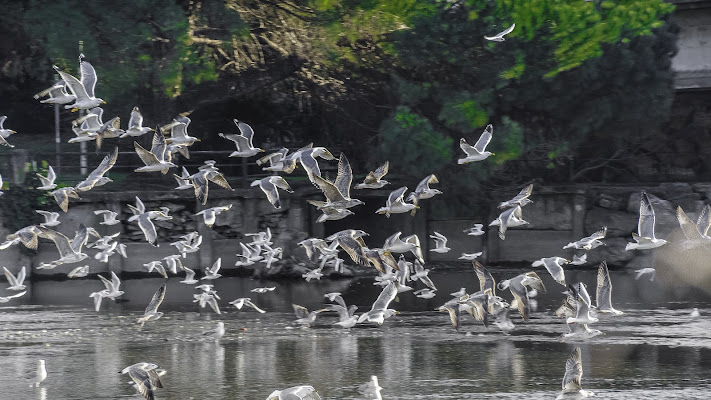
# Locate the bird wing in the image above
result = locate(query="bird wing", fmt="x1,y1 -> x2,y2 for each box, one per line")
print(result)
676,206 -> 703,240
334,153 -> 353,199
596,261 -> 613,310
234,119 -> 255,145
371,281 -> 398,311
499,23 -> 515,37
508,277 -> 530,322
192,172 -> 209,205
134,141 -> 160,166
312,175 -> 346,203
128,107 -> 143,129
415,174 -> 438,194
149,131 -> 169,162
207,171 -> 233,190
70,224 -> 89,253
244,299 -> 266,313
270,176 -> 293,193
387,186 -> 408,206
637,192 -> 657,239
697,204 -> 711,237
373,161 -> 389,180
53,66 -> 90,102
137,215 -> 158,246
337,235 -> 368,266
473,124 -> 493,153
37,226 -> 75,258
292,304 -> 310,319
127,368 -> 155,400
562,347 -> 583,392
542,258 -> 566,286
472,261 -> 496,296
3,267 -> 17,286
79,55 -> 98,99
258,179 -> 281,209
144,283 -> 166,314
85,147 -> 119,182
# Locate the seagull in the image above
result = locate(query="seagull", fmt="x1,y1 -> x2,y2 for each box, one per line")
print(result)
94,209 -> 120,225
498,184 -> 533,209
531,256 -> 569,286
195,204 -> 233,227
120,106 -> 154,138
407,174 -> 441,214
489,205 -> 528,240
67,265 -> 89,278
173,166 -> 193,190
429,231 -> 451,253
137,283 -> 167,328
331,229 -> 370,266
202,321 -> 225,341
36,166 -> 57,190
134,130 -> 177,174
0,116 -> 15,147
564,227 -> 607,250
33,80 -> 76,105
201,258 -> 222,280
625,192 -> 667,250
376,186 -> 417,217
314,206 -> 354,223
75,147 -> 118,192
414,288 -> 437,299
120,362 -> 164,400
50,186 -> 80,212
691,308 -> 701,319
566,282 -> 599,325
218,119 -> 263,157
251,176 -> 293,209
179,267 -> 198,285
382,232 -> 424,263
294,145 -> 336,182
161,115 -> 200,147
499,272 -> 546,322
127,197 -> 169,247
556,347 -> 595,399
411,260 -> 437,290
458,124 -> 494,164
251,287 -> 276,293
52,60 -> 105,110
354,161 -> 390,189
358,281 -> 399,325
193,289 -> 221,314
596,261 -> 623,315
37,225 -> 89,265
267,385 -> 322,400
144,261 -> 168,278
34,359 -> 47,388
459,252 -> 483,260
98,271 -> 124,300
293,304 -> 329,327
256,148 -> 298,173
463,223 -> 485,236
36,210 -> 60,227
634,267 -> 656,281
570,254 -> 587,266
484,23 -> 515,42
230,297 -> 266,313
3,266 -> 26,291
190,161 -> 233,205
327,302 -> 359,328
358,375 -> 383,400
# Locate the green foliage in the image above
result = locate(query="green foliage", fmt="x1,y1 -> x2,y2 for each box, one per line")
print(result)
376,106 -> 453,178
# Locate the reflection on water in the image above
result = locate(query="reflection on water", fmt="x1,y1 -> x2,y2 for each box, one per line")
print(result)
1,267 -> 711,399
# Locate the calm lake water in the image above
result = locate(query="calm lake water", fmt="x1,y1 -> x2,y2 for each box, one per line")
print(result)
1,266 -> 711,399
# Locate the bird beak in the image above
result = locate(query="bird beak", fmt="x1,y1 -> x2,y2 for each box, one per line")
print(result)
491,152 -> 496,155
71,108 -> 79,112
102,100 -> 107,104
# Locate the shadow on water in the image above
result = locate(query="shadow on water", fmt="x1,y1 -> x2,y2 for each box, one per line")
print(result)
1,266 -> 711,398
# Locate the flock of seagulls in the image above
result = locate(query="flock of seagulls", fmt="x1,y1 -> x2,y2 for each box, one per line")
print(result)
0,18 -> 695,400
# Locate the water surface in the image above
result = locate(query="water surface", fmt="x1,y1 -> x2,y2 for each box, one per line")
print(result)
1,266 -> 710,399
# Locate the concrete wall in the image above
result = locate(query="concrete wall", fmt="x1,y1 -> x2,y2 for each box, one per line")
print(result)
672,0 -> 711,89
